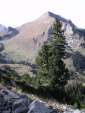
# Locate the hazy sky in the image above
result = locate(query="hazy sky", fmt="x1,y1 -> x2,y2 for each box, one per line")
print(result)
0,0 -> 85,28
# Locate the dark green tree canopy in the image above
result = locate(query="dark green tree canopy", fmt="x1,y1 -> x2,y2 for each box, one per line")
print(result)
36,20 -> 70,90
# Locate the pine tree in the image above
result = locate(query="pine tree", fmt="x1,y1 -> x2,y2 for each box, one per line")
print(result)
49,21 -> 69,90
36,42 -> 52,86
36,20 -> 70,95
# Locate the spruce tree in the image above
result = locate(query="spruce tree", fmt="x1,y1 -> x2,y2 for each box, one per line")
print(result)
36,42 -> 52,86
36,20 -> 70,95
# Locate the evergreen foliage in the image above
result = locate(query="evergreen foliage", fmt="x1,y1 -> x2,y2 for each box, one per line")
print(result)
36,20 -> 70,97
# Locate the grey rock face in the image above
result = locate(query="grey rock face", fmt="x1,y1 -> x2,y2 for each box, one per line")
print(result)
12,95 -> 29,113
0,89 -> 84,113
0,89 -> 57,113
61,20 -> 85,50
0,89 -> 29,113
28,100 -> 53,113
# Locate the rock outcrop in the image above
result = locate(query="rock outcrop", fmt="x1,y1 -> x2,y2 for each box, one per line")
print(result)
0,89 -> 29,113
0,88 -> 84,113
0,25 -> 18,41
0,89 -> 57,113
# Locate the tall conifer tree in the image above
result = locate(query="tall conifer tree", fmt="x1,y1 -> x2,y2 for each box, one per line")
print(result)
36,20 -> 69,92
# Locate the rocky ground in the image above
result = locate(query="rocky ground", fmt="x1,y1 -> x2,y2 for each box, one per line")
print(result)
0,88 -> 84,113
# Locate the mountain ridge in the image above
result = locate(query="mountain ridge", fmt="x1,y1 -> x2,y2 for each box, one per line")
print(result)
0,11 -> 85,74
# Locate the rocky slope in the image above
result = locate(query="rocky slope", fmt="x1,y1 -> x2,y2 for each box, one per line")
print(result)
0,88 -> 84,113
0,11 -> 85,74
0,88 -> 58,113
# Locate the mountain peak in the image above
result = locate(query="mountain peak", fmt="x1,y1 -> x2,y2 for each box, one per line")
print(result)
42,11 -> 57,17
43,11 -> 54,16
40,11 -> 67,22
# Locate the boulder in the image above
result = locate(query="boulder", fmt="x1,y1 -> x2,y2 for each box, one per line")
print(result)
0,88 -> 84,113
28,100 -> 55,113
0,89 -> 29,113
12,95 -> 29,113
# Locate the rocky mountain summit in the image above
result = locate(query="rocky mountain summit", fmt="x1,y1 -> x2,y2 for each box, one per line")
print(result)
0,88 -> 84,113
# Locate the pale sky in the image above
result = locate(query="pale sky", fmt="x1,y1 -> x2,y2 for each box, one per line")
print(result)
0,0 -> 85,28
